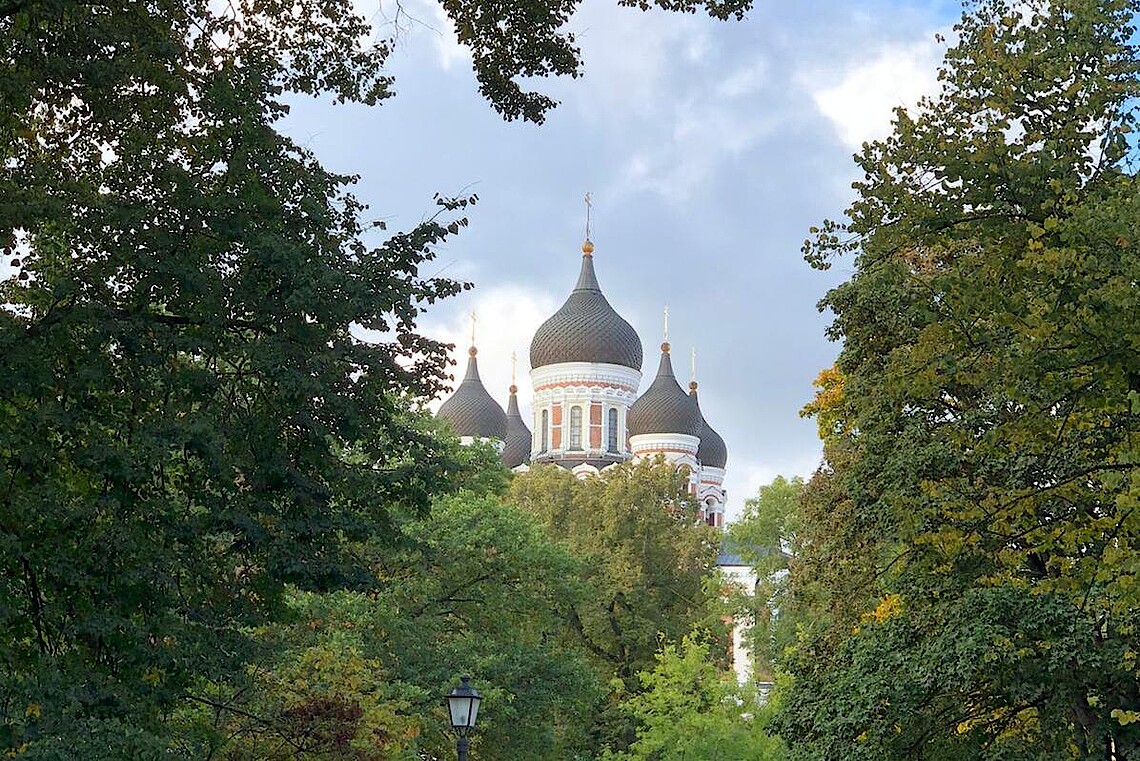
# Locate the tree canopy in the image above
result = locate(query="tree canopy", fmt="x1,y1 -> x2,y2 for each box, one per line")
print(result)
509,461 -> 722,682
507,460 -> 725,753
170,488 -> 597,760
602,633 -> 785,761
728,475 -> 804,680
439,0 -> 752,122
785,1 -> 1140,758
0,0 -> 755,755
3,1 -> 472,751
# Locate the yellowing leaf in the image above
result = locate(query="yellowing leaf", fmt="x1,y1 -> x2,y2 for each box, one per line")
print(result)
865,593 -> 903,624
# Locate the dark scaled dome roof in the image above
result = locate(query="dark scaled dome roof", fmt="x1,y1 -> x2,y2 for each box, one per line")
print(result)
628,344 -> 703,437
502,385 -> 532,469
690,383 -> 727,468
437,348 -> 507,441
529,245 -> 643,371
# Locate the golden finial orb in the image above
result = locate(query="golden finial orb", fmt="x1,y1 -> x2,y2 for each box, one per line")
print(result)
661,341 -> 671,353
582,239 -> 595,256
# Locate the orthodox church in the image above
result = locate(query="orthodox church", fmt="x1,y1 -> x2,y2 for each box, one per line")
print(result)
435,236 -> 729,528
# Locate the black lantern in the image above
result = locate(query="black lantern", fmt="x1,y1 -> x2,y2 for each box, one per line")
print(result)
446,675 -> 481,760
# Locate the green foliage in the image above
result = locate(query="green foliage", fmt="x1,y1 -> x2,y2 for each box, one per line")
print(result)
172,492 -> 599,760
790,586 -> 1136,761
731,475 -> 803,575
786,1 -> 1140,759
1,0 -> 755,755
438,0 -> 753,122
510,461 -> 722,680
444,436 -> 514,498
1,0 -> 477,751
508,460 -> 724,752
602,632 -> 785,761
728,475 -> 805,679
789,367 -> 881,641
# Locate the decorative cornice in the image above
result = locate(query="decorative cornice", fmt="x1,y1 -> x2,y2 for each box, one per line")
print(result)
531,362 -> 641,394
633,446 -> 699,456
629,433 -> 700,454
534,379 -> 638,394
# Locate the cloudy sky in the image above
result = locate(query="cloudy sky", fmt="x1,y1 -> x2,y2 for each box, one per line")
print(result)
278,0 -> 958,519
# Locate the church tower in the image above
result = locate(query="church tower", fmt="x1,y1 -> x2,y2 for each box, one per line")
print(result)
528,238 -> 643,476
502,355 -> 533,470
627,339 -> 703,490
691,379 -> 728,527
436,341 -> 508,450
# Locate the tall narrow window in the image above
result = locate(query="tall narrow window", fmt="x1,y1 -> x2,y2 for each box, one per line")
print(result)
569,406 -> 583,450
607,408 -> 619,452
541,409 -> 549,452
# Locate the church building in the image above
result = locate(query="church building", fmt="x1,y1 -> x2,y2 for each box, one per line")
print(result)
435,236 -> 728,528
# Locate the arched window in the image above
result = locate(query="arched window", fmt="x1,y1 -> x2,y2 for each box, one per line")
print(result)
606,408 -> 619,452
569,406 -> 583,450
540,409 -> 549,452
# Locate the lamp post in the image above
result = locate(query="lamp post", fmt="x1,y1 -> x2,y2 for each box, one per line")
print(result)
446,675 -> 481,761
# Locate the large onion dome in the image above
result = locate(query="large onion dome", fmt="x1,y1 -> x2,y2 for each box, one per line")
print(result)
502,384 -> 532,468
437,347 -> 507,441
689,382 -> 727,468
628,343 -> 703,437
529,243 -> 643,370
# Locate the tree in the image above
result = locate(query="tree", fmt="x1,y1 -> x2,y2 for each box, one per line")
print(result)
507,460 -> 724,752
785,367 -> 882,644
509,461 -> 722,680
170,490 -> 598,760
436,0 -> 752,122
0,0 -> 754,754
784,1 -> 1140,758
731,476 -> 804,570
728,475 -> 805,679
3,1 -> 471,751
602,633 -> 785,761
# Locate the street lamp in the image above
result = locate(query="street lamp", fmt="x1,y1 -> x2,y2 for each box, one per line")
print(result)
446,675 -> 481,761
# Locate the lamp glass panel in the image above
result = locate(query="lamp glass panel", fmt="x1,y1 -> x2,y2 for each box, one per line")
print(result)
447,695 -> 468,728
448,694 -> 480,729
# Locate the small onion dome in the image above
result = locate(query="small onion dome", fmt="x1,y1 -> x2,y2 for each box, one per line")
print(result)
437,347 -> 507,441
529,244 -> 643,371
689,382 -> 727,468
628,343 -> 703,437
502,384 -> 532,468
